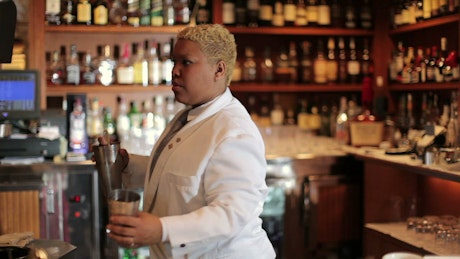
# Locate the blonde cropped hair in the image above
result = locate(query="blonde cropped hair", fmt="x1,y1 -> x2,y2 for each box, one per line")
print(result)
177,24 -> 237,86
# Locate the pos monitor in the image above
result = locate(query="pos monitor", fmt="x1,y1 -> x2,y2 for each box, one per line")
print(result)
0,70 -> 41,121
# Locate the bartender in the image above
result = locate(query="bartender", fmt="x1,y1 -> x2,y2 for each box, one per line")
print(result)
106,24 -> 276,258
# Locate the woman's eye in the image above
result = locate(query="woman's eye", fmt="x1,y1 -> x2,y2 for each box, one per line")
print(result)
183,60 -> 192,65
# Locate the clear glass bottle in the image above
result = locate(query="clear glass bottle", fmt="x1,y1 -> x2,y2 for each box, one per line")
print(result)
117,43 -> 134,85
80,52 -> 96,85
161,40 -> 173,85
173,0 -> 190,25
69,98 -> 88,154
163,0 -> 175,25
132,42 -> 149,86
116,96 -> 131,142
97,44 -> 117,86
66,44 -> 81,85
148,41 -> 162,85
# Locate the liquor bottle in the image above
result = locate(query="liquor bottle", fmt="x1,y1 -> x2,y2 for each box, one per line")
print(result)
317,0 -> 331,27
153,95 -> 167,133
270,94 -> 284,126
300,41 -> 313,83
235,0 -> 247,26
326,37 -> 338,83
116,96 -> 131,142
414,46 -> 426,83
76,0 -> 92,25
93,0 -> 109,25
148,41 -> 162,85
222,0 -> 236,25
150,0 -> 164,26
127,0 -> 141,26
393,41 -> 405,83
97,44 -> 117,86
297,99 -> 310,130
69,98 -> 88,154
423,0 -> 432,19
129,101 -> 143,131
319,103 -> 331,136
337,37 -> 348,83
344,0 -> 357,29
45,0 -> 61,25
272,0 -> 285,26
163,0 -> 175,25
67,44 -> 81,85
242,46 -> 257,82
446,91 -> 458,147
283,0 -> 297,26
62,0 -> 76,25
444,50 -> 459,82
232,59 -> 242,82
103,106 -> 117,142
360,38 -> 372,78
313,39 -> 327,84
439,0 -> 449,15
426,45 -> 438,82
330,0 -> 344,28
109,0 -> 128,25
80,52 -> 97,84
260,46 -> 274,82
306,0 -> 319,26
259,0 -> 274,26
436,37 -> 448,82
117,43 -> 134,84
274,46 -> 290,82
139,0 -> 151,25
295,0 -> 308,26
415,0 -> 424,22
161,40 -> 174,85
431,0 -> 441,17
401,46 -> 415,84
335,96 -> 350,145
132,42 -> 149,86
88,98 -> 104,138
47,50 -> 66,85
347,37 -> 360,84
196,0 -> 212,24
245,0 -> 259,27
174,0 -> 190,25
287,41 -> 299,82
359,0 -> 373,29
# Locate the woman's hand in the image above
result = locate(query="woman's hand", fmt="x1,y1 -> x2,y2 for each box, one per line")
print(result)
106,212 -> 163,248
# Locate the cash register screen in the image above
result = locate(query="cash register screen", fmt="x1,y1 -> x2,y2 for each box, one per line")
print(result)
0,70 -> 40,121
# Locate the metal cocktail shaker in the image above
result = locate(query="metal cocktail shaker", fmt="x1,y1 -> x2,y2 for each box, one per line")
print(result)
92,143 -> 123,199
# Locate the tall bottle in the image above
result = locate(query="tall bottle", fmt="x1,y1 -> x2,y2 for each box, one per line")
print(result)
148,41 -> 162,85
117,43 -> 134,85
313,39 -> 327,84
47,50 -> 66,85
174,0 -> 190,25
347,37 -> 360,84
139,0 -> 151,25
272,0 -> 285,27
116,96 -> 131,143
222,0 -> 236,25
127,0 -> 141,26
80,52 -> 97,85
97,44 -> 117,86
247,0 -> 260,27
62,0 -> 76,25
337,37 -> 348,83
360,38 -> 372,78
436,37 -> 448,82
93,0 -> 109,25
132,42 -> 149,86
259,0 -> 274,26
359,0 -> 373,29
283,0 -> 297,26
163,0 -> 175,25
295,0 -> 308,26
330,0 -> 344,28
326,37 -> 338,83
150,0 -> 164,26
161,39 -> 174,85
45,0 -> 62,25
287,41 -> 299,83
88,97 -> 104,139
235,0 -> 247,26
335,96 -> 350,145
242,46 -> 257,82
344,0 -> 357,29
69,98 -> 88,154
300,41 -> 313,83
260,46 -> 274,82
196,0 -> 212,24
306,0 -> 319,26
66,44 -> 81,85
317,0 -> 331,27
76,0 -> 92,25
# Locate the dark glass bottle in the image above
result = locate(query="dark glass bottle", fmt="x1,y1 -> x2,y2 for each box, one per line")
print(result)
259,0 -> 274,26
62,0 -> 76,25
300,41 -> 313,83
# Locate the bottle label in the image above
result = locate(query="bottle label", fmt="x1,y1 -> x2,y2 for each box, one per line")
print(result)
94,6 -> 108,25
222,3 -> 235,24
259,5 -> 274,21
347,61 -> 360,76
317,6 -> 331,25
77,4 -> 92,23
283,4 -> 296,22
46,0 -> 60,14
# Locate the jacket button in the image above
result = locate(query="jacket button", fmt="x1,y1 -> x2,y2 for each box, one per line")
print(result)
180,243 -> 186,248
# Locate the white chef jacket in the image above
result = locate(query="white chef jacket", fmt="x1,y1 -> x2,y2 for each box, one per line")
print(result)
125,88 -> 275,259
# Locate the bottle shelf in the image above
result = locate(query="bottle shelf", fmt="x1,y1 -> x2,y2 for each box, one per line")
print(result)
230,82 -> 363,92
46,84 -> 172,96
388,82 -> 459,91
227,26 -> 374,36
45,24 -> 187,34
389,14 -> 460,35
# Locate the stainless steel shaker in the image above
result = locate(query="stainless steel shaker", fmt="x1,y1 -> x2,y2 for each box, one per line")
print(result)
92,143 -> 122,199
